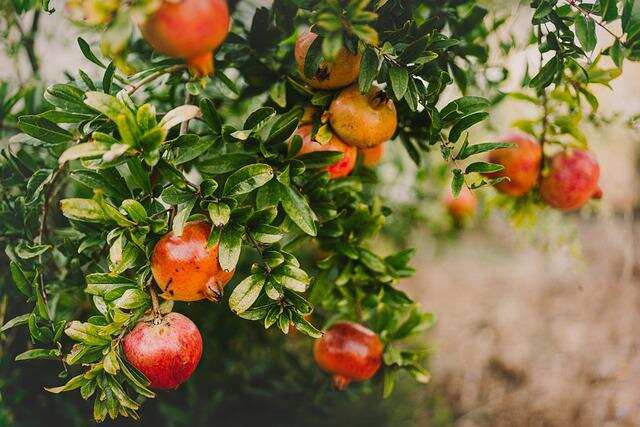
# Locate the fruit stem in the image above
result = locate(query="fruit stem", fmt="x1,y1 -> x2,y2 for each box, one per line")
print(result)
149,286 -> 162,324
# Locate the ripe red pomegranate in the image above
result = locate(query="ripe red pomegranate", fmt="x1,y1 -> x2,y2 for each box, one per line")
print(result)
123,312 -> 202,390
151,221 -> 234,302
140,0 -> 230,77
443,186 -> 477,220
313,321 -> 383,390
484,133 -> 542,196
329,84 -> 397,149
294,125 -> 357,179
360,143 -> 385,168
539,149 -> 600,211
295,32 -> 362,90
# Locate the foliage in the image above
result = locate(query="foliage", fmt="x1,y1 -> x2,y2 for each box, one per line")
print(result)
1,0 -> 639,424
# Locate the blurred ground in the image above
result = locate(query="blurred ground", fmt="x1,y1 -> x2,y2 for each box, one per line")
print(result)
409,215 -> 639,427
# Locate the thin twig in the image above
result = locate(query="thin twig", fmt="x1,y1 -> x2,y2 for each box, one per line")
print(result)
124,65 -> 186,95
566,0 -> 623,41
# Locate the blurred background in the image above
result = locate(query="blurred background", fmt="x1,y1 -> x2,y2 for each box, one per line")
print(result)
1,0 -> 639,426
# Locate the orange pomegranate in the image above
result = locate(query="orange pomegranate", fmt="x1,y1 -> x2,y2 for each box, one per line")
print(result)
295,32 -> 362,90
140,0 -> 230,77
293,125 -> 357,179
360,143 -> 385,168
443,186 -> 477,220
483,133 -> 542,196
151,221 -> 234,302
314,321 -> 383,390
329,84 -> 397,149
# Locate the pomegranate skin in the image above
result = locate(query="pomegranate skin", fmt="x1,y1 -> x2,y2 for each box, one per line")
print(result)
360,143 -> 385,168
539,150 -> 600,211
443,186 -> 477,220
295,32 -> 362,90
313,321 -> 383,390
484,133 -> 542,196
140,0 -> 230,76
294,125 -> 357,179
329,85 -> 397,149
151,221 -> 234,302
123,312 -> 203,390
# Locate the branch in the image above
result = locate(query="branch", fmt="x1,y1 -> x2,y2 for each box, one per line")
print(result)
124,65 -> 186,95
566,0 -> 623,42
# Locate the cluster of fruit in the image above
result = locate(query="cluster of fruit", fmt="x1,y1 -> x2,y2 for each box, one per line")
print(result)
445,133 -> 601,220
124,223 -> 381,390
293,31 -> 396,179
92,0 -> 601,395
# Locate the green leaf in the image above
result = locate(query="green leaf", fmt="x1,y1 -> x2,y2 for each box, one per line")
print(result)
229,274 -> 266,314
451,169 -> 464,197
456,141 -> 514,160
269,81 -> 287,108
199,98 -> 222,133
223,164 -> 274,197
388,65 -> 409,99
77,37 -> 105,68
448,112 -> 489,143
358,47 -> 379,93
46,373 -> 88,393
281,184 -> 317,236
10,261 -> 32,297
60,198 -> 107,223
18,115 -> 72,144
244,107 -> 276,130
161,186 -> 196,205
529,56 -> 559,89
59,142 -> 109,164
120,199 -> 147,223
465,161 -> 504,173
383,368 -> 397,398
219,224 -> 244,272
102,62 -> 116,93
575,16 -> 597,52
1,313 -> 30,332
303,34 -> 323,78
292,315 -> 322,338
249,224 -> 283,244
15,348 -> 61,361
172,199 -> 196,237
208,202 -> 231,227
198,153 -> 255,175
440,96 -> 489,124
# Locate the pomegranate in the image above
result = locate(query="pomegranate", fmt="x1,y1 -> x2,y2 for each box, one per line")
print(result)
140,0 -> 230,77
313,321 -> 383,390
151,221 -> 234,302
484,133 -> 542,196
293,125 -> 357,179
122,312 -> 202,390
360,143 -> 385,168
329,84 -> 397,149
295,32 -> 362,90
443,186 -> 477,220
539,149 -> 600,211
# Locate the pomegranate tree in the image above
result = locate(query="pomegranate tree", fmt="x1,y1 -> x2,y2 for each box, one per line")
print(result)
1,0 -> 628,423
